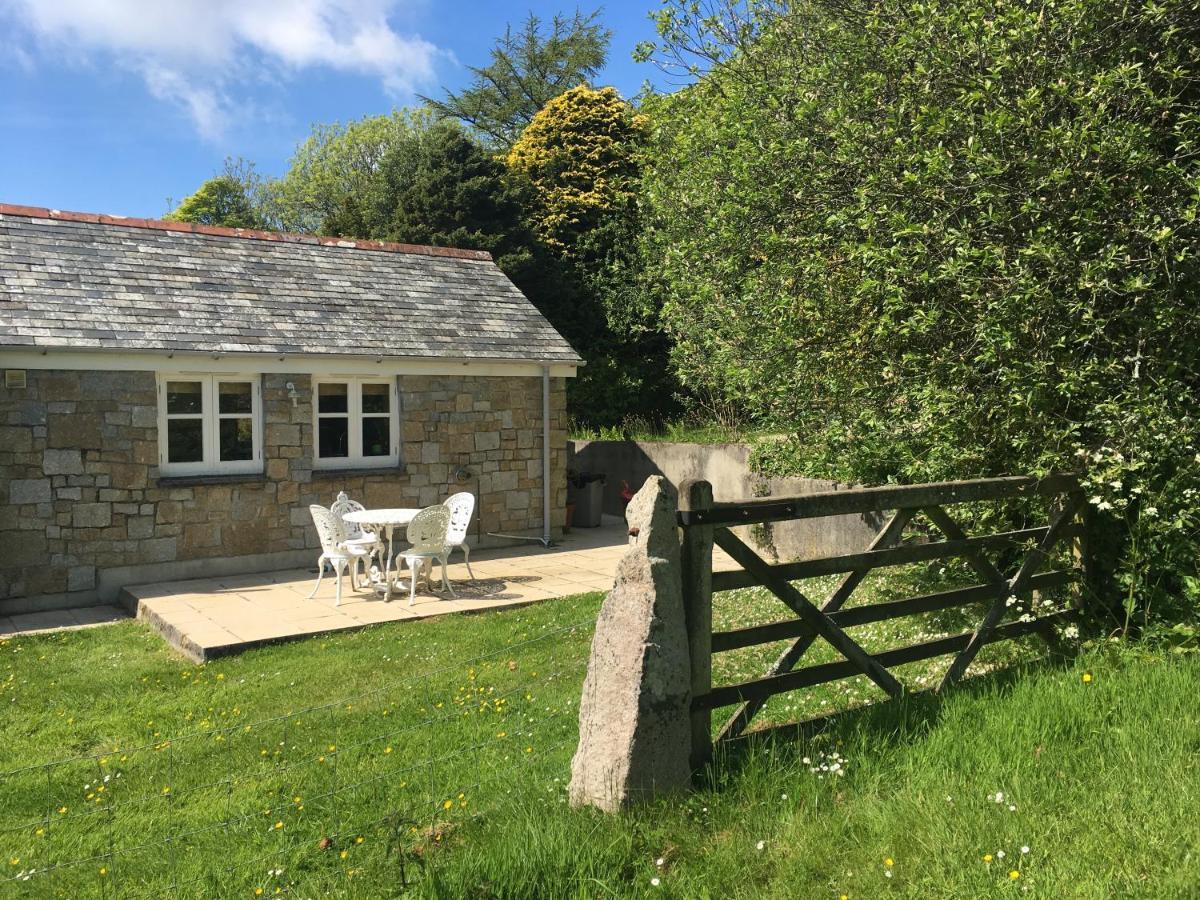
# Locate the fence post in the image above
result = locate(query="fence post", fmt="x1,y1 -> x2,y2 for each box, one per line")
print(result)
1074,498 -> 1118,624
679,479 -> 714,769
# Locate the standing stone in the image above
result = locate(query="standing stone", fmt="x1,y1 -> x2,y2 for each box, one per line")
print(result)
569,476 -> 692,811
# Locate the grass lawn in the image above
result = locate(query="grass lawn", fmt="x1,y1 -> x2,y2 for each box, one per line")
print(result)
1,578 -> 1198,897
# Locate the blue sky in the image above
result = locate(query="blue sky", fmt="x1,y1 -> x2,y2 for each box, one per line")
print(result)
0,1 -> 668,219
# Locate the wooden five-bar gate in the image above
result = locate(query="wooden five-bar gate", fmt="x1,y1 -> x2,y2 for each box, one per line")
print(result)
677,474 -> 1093,765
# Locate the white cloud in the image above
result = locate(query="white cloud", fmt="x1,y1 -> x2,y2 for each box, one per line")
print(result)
0,0 -> 442,138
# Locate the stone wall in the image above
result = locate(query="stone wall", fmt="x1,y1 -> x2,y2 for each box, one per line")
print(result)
0,369 -> 568,613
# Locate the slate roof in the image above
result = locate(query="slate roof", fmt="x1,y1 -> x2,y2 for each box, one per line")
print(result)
0,204 -> 582,364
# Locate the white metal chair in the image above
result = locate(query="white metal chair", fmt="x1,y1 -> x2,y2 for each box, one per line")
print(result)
307,504 -> 373,607
330,491 -> 384,581
399,505 -> 456,605
442,491 -> 477,581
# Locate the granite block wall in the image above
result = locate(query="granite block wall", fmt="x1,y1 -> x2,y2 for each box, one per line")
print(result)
0,369 -> 568,612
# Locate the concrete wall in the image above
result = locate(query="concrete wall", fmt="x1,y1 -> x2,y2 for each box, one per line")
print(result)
0,369 -> 568,614
568,440 -> 881,562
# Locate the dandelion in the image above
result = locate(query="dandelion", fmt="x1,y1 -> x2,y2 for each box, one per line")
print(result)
650,877 -> 661,887
884,870 -> 892,879
656,857 -> 665,867
339,851 -> 348,860
997,850 -> 1005,859
1082,673 -> 1093,683
993,792 -> 1004,803
1008,805 -> 1017,812
756,840 -> 766,851
983,854 -> 993,863
256,889 -> 264,896
274,821 -> 283,830
1009,870 -> 1020,880
885,858 -> 894,867
443,800 -> 453,810
1021,846 -> 1030,854
99,867 -> 107,876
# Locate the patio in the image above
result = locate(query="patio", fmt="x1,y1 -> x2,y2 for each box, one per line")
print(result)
123,518 -> 631,661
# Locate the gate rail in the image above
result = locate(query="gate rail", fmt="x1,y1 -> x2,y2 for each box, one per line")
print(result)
677,474 -> 1094,765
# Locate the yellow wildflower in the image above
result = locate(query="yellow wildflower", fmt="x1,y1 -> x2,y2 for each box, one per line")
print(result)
1009,870 -> 1020,880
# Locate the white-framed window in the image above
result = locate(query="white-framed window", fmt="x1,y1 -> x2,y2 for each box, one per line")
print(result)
156,375 -> 263,476
312,377 -> 400,469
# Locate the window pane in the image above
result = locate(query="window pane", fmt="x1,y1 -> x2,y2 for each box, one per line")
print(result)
219,418 -> 254,461
317,383 -> 348,414
362,417 -> 391,457
218,381 -> 253,415
166,381 -> 203,415
361,383 -> 390,415
166,418 -> 204,463
318,417 -> 349,458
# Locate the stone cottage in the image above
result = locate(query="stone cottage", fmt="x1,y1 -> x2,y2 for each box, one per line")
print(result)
0,204 -> 581,615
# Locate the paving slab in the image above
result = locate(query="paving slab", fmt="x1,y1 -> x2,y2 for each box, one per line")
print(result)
122,522 -> 631,661
1,605 -> 131,636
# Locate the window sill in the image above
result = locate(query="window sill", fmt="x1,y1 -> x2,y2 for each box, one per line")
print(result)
157,473 -> 268,487
310,465 -> 408,480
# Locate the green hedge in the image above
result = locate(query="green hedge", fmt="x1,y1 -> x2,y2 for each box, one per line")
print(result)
640,0 -> 1200,626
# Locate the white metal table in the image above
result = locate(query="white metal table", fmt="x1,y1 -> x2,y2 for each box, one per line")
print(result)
342,508 -> 420,602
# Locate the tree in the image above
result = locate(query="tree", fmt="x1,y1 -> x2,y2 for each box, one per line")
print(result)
506,86 -> 643,257
507,85 -> 676,425
641,0 -> 1200,621
422,10 -> 611,149
318,118 -> 526,252
261,110 -> 432,234
165,158 -> 266,229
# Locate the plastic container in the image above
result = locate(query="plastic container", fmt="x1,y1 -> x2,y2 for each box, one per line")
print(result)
568,472 -> 606,528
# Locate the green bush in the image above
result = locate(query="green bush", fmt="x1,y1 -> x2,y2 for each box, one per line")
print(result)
640,0 -> 1200,625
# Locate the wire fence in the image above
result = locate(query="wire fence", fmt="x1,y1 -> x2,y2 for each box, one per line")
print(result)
0,614 -> 597,897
